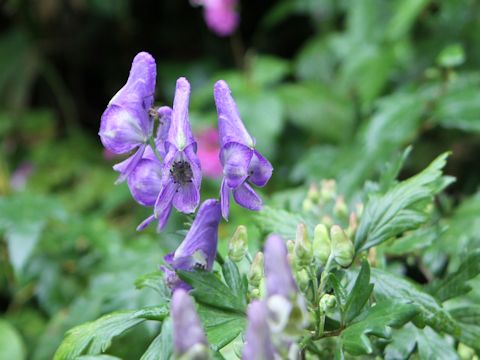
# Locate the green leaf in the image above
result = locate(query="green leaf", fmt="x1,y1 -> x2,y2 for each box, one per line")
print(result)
437,44 -> 466,68
140,318 -> 173,360
249,55 -> 290,87
197,305 -> 246,351
326,273 -> 348,307
428,249 -> 480,301
134,271 -> 170,300
177,271 -> 246,313
77,356 -> 121,360
354,152 -> 453,252
340,301 -> 418,356
448,305 -> 480,351
371,269 -> 461,336
384,226 -> 438,255
254,206 -> 306,240
54,305 -> 168,360
221,259 -> 247,308
386,0 -> 429,41
344,260 -> 374,323
0,319 -> 26,360
416,326 -> 459,360
384,325 -> 417,360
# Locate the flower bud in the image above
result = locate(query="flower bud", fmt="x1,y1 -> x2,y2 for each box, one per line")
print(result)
346,212 -> 358,238
356,203 -> 364,218
321,215 -> 334,229
319,294 -> 336,313
333,196 -> 348,219
228,225 -> 248,262
307,183 -> 320,202
302,198 -> 314,212
296,268 -> 310,292
320,180 -> 336,202
286,240 -> 295,254
294,223 -> 313,267
249,287 -> 261,300
330,225 -> 354,267
313,224 -> 331,265
248,252 -> 264,287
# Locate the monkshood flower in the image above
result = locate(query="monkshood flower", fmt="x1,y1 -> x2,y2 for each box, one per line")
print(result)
243,301 -> 276,360
162,199 -> 221,290
152,77 -> 202,230
213,80 -> 273,220
264,234 -> 309,337
99,52 -> 156,183
192,0 -> 239,37
171,289 -> 210,359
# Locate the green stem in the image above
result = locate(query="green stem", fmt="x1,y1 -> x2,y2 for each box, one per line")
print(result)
148,136 -> 163,162
318,254 -> 335,297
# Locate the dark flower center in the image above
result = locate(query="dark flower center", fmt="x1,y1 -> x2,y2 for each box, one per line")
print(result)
170,160 -> 193,186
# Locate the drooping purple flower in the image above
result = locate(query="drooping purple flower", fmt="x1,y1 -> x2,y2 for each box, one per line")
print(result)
264,234 -> 309,336
214,80 -> 273,220
162,199 -> 221,290
243,301 -> 276,360
192,0 -> 239,37
99,52 -> 157,183
171,289 -> 209,358
152,77 -> 202,230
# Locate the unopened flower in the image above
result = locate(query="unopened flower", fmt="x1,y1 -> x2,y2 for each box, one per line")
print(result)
99,52 -> 156,183
228,225 -> 248,262
213,80 -> 273,220
153,77 -> 202,230
330,225 -> 354,267
171,289 -> 209,359
313,224 -> 331,265
162,199 -> 221,290
294,223 -> 313,267
193,0 -> 239,37
264,234 -> 309,336
243,301 -> 276,360
248,252 -> 264,287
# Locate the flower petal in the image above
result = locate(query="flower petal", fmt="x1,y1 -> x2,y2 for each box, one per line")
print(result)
214,80 -> 254,147
112,143 -> 147,184
127,158 -> 162,206
173,181 -> 200,214
220,178 -> 230,220
243,301 -> 276,360
136,214 -> 156,231
99,105 -> 146,154
154,179 -> 177,230
221,142 -> 253,188
167,78 -> 195,150
232,182 -> 262,211
248,150 -> 273,187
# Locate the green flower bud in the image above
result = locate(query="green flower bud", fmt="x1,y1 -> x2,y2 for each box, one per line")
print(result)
321,215 -> 334,229
319,294 -> 336,313
302,198 -> 314,212
320,179 -> 336,202
228,225 -> 248,262
458,343 -> 477,360
296,268 -> 310,292
333,196 -> 348,219
286,240 -> 295,254
248,252 -> 264,287
356,203 -> 364,218
249,287 -> 261,300
307,183 -> 320,202
313,224 -> 331,265
287,253 -> 298,272
330,225 -> 355,267
294,223 -> 313,267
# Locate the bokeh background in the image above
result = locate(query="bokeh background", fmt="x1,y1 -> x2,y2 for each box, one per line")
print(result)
1,0 -> 480,359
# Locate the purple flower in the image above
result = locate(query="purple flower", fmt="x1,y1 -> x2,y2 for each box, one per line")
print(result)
162,199 -> 221,290
193,0 -> 239,37
171,289 -> 209,358
151,77 -> 202,230
243,301 -> 276,360
99,52 -> 156,183
213,80 -> 273,220
264,234 -> 309,336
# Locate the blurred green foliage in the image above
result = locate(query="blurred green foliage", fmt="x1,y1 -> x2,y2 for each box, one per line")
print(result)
1,0 -> 480,358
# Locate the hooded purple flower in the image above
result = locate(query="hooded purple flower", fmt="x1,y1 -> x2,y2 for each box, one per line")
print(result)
243,301 -> 276,360
264,234 -> 309,336
151,77 -> 202,230
171,289 -> 209,358
213,80 -> 273,220
99,52 -> 157,183
192,0 -> 239,37
162,199 -> 221,290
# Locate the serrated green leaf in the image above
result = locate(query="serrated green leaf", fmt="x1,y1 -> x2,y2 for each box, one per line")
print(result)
140,318 -> 172,360
416,326 -> 459,360
134,271 -> 170,300
327,273 -> 348,307
384,325 -> 417,360
355,153 -> 453,252
77,355 -> 121,360
54,305 -> 168,360
428,249 -> 480,301
197,305 -> 246,351
384,226 -> 438,255
221,259 -> 247,308
177,271 -> 246,313
341,301 -> 418,356
448,305 -> 480,351
371,269 -> 461,336
254,206 -> 306,240
344,260 -> 374,323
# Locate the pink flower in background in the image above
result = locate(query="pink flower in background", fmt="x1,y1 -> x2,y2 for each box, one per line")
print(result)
192,0 -> 239,37
10,162 -> 34,191
195,127 -> 222,178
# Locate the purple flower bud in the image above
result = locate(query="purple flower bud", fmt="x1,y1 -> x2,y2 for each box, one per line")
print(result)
153,78 -> 202,230
171,289 -> 209,358
213,80 -> 273,220
162,199 -> 221,290
243,301 -> 276,360
99,52 -> 157,183
193,0 -> 239,37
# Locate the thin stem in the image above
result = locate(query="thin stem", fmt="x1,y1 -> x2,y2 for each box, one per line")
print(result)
148,136 -> 163,163
318,254 -> 335,297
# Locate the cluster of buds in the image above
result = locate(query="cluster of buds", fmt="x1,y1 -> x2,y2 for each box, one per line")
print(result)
247,252 -> 264,300
228,225 -> 248,262
313,223 -> 355,268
